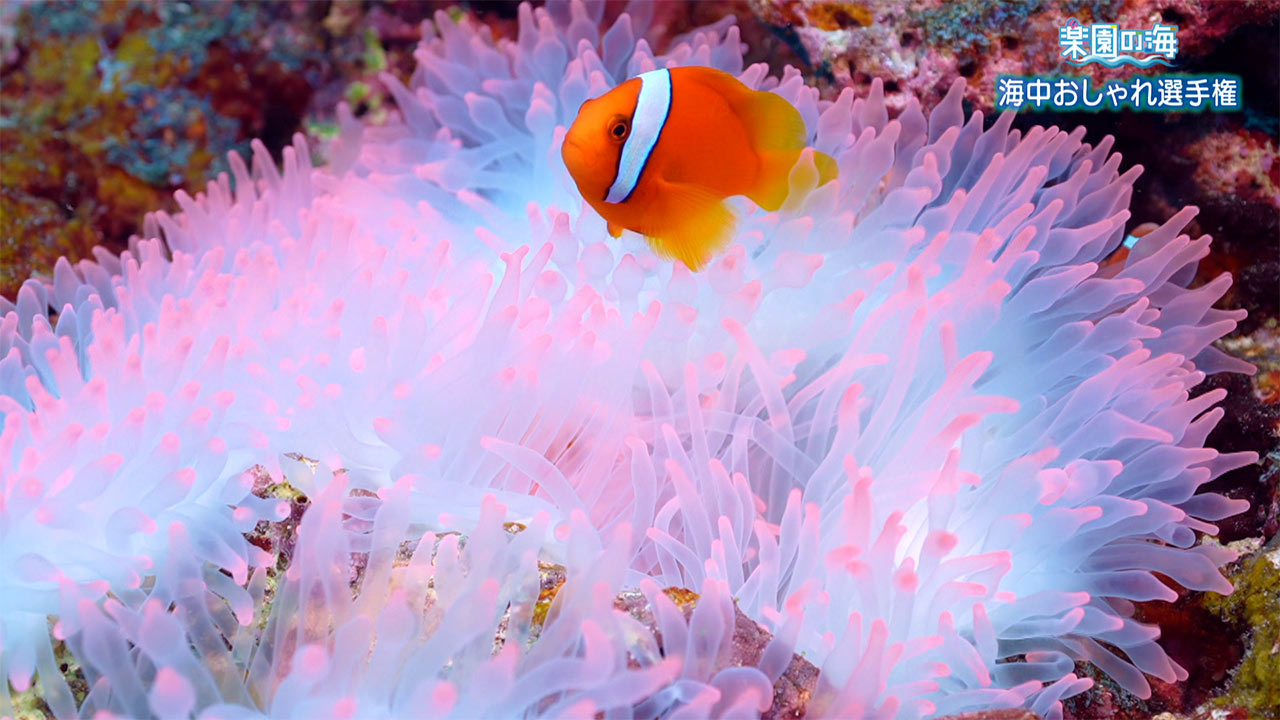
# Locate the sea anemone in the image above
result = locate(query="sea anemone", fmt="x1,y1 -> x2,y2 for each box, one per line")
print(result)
0,1 -> 1257,718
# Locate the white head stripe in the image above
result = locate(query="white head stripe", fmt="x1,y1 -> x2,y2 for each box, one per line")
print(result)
605,69 -> 672,204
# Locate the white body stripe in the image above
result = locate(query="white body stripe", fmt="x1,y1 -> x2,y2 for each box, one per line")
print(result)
605,69 -> 672,204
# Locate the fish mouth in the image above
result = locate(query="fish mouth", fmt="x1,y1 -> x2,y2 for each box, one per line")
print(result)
561,138 -> 586,169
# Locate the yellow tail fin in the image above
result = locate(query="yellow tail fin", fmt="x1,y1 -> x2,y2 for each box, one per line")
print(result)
748,148 -> 838,212
814,149 -> 838,185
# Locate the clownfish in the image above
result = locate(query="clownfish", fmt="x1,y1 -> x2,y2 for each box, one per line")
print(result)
561,66 -> 837,271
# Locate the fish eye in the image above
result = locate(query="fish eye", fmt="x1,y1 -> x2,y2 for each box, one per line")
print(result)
608,116 -> 630,140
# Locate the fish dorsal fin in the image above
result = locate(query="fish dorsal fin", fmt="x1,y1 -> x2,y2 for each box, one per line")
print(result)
638,178 -> 735,272
674,66 -> 808,152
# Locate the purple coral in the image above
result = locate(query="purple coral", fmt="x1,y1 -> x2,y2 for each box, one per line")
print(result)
0,1 -> 1257,718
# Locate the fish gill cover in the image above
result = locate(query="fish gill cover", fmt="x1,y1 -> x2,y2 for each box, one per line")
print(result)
0,1 -> 1259,718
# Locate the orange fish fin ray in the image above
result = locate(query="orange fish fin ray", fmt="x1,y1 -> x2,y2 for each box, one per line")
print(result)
674,66 -> 807,151
639,180 -> 736,272
737,89 -> 809,152
748,150 -> 800,212
748,147 -> 840,212
607,221 -> 624,238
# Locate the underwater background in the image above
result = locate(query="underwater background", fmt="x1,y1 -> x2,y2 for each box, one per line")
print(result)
1,1 -> 1278,719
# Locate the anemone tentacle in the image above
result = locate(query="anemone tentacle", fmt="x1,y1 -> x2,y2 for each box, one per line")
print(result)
0,1 -> 1254,719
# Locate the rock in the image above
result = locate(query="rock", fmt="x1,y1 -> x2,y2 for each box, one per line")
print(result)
937,711 -> 1041,720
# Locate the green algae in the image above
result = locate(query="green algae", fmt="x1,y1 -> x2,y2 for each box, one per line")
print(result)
346,80 -> 373,106
6,639 -> 90,720
259,478 -> 308,504
363,27 -> 388,73
1203,545 -> 1280,715
8,680 -> 50,720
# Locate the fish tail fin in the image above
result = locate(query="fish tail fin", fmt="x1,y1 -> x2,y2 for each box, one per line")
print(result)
748,148 -> 840,212
813,148 -> 838,186
641,180 -> 735,272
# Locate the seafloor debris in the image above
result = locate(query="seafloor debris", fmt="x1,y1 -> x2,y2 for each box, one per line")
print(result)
238,463 -> 825,718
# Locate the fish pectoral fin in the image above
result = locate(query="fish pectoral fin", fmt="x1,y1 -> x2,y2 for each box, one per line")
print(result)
748,148 -> 839,212
607,221 -> 624,238
639,180 -> 735,272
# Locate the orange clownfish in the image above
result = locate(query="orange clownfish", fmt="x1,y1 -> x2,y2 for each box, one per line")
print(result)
561,66 -> 837,271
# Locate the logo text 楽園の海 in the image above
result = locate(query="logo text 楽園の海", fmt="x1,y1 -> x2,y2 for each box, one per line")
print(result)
1058,17 -> 1177,68
995,17 -> 1242,113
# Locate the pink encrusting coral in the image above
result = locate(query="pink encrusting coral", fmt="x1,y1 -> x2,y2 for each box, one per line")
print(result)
0,1 -> 1259,718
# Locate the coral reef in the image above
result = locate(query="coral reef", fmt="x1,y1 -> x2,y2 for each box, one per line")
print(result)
0,1 -> 1270,719
0,0 -> 396,299
1187,130 -> 1280,211
1182,130 -> 1280,333
1217,319 -> 1280,415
